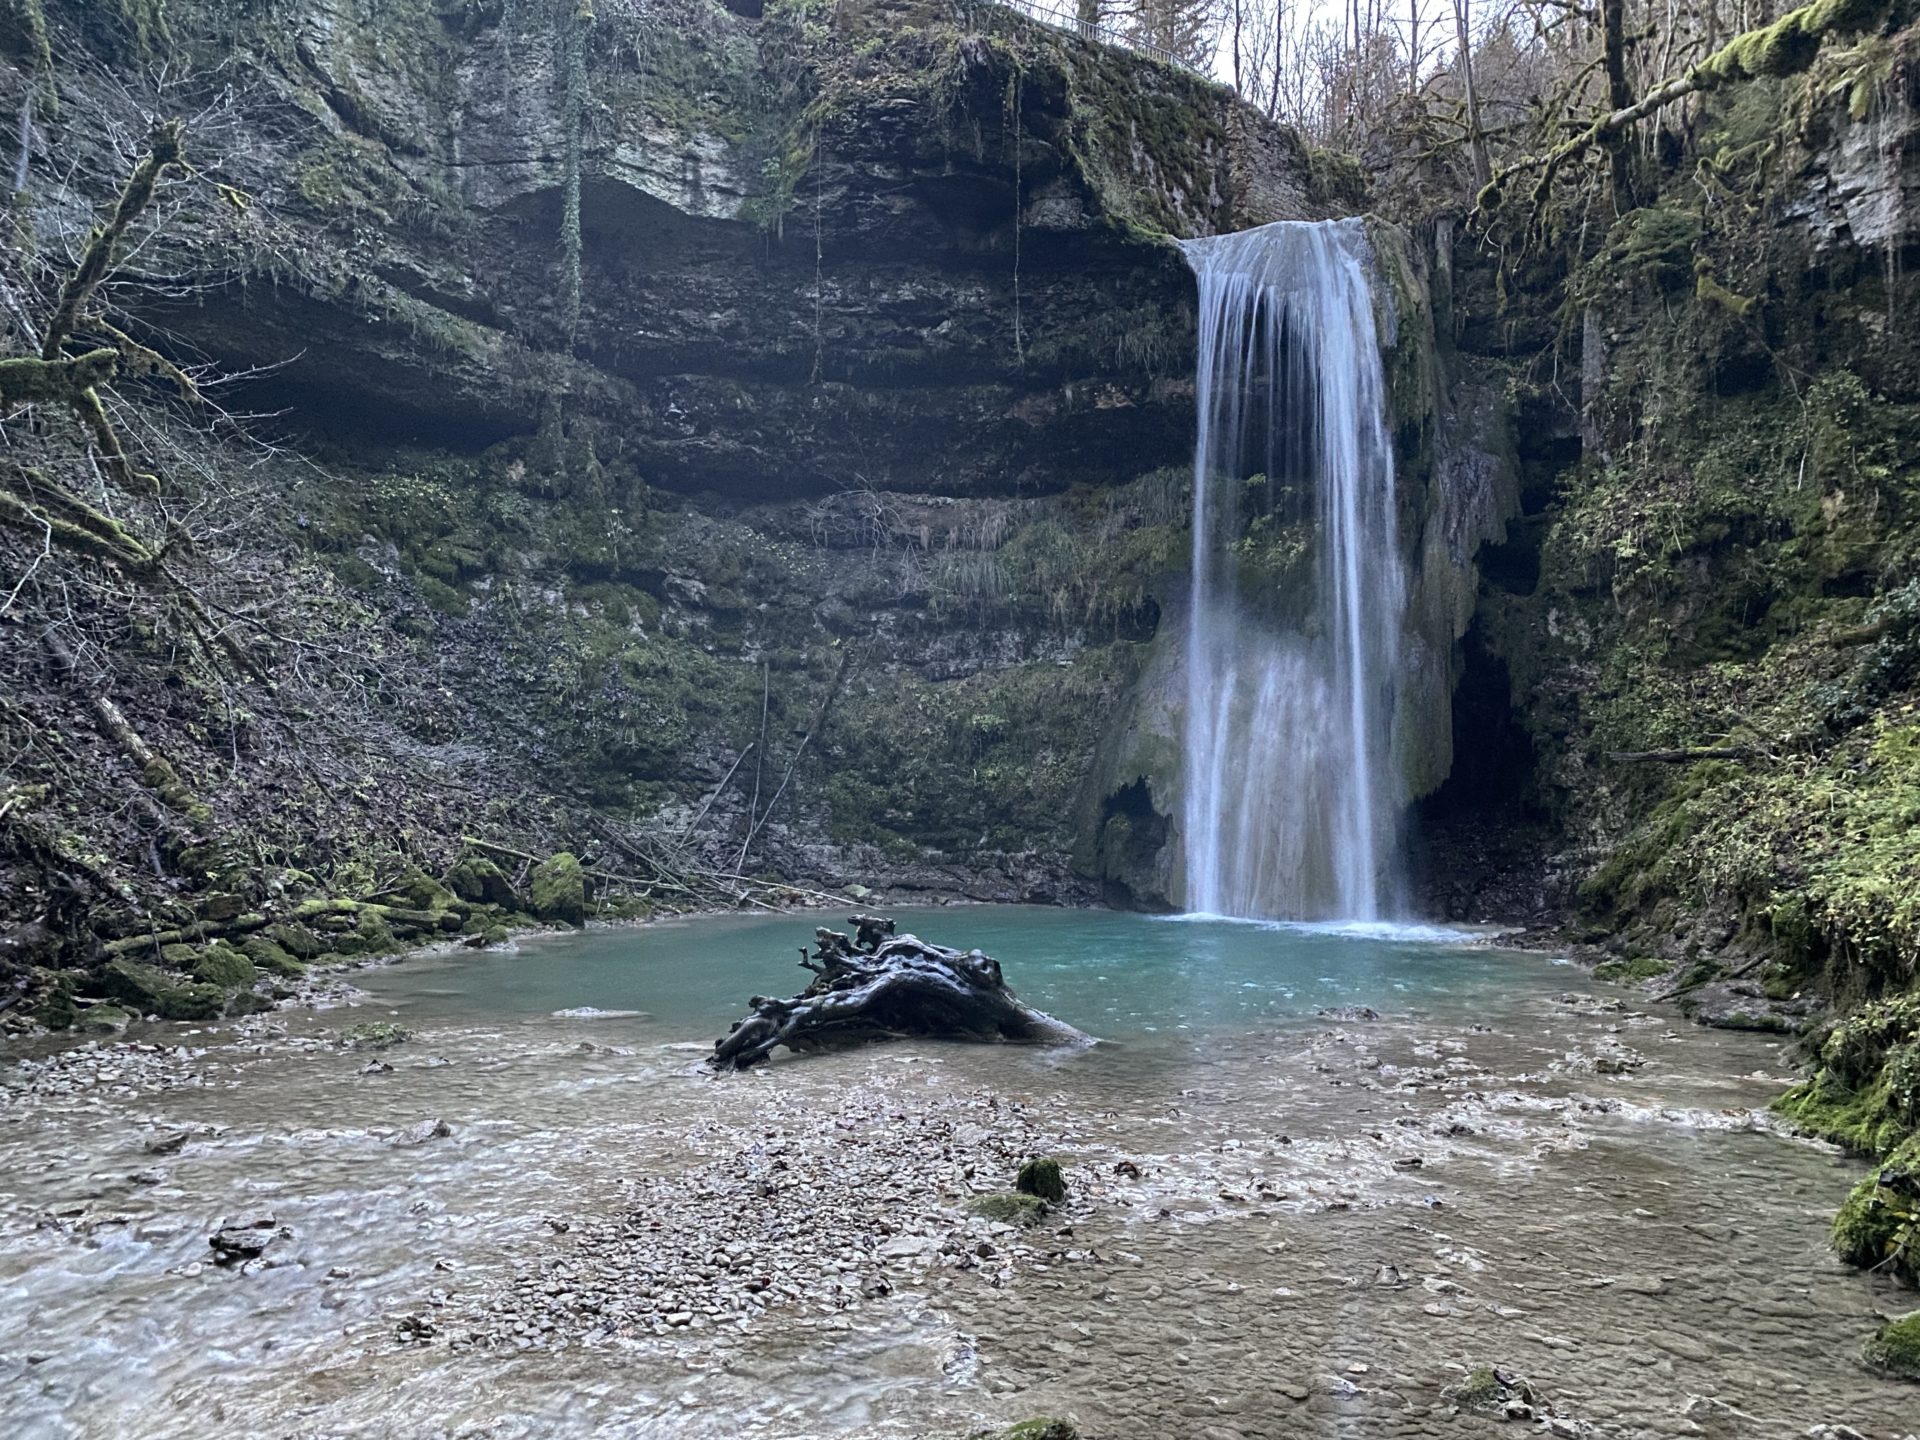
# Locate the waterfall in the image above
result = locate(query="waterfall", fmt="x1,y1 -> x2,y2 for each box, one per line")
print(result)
1179,219 -> 1407,921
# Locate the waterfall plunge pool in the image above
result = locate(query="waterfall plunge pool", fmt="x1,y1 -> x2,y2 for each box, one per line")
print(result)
4,908 -> 1915,1439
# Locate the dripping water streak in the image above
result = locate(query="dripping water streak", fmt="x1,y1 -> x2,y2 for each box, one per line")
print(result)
1180,220 -> 1408,921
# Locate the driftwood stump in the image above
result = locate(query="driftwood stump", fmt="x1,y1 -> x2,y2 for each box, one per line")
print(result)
711,920 -> 1086,1070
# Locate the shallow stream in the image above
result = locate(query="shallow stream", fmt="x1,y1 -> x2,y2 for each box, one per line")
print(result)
2,908 -> 1914,1438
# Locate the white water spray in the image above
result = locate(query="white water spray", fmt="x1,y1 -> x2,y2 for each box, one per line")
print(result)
1179,219 -> 1407,921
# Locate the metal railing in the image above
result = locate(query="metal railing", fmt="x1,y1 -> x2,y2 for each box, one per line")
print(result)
977,0 -> 1211,78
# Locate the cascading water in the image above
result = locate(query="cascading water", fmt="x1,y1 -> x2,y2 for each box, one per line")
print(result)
1180,219 -> 1408,921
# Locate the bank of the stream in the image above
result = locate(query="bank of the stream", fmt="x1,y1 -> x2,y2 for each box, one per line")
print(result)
4,909 -> 1918,1438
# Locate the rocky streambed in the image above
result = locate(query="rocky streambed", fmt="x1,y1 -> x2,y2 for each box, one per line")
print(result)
1,913 -> 1917,1439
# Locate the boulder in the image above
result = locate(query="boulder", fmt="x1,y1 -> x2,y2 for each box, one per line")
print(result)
103,959 -> 224,1021
239,936 -> 307,977
191,942 -> 257,989
528,852 -> 587,927
444,854 -> 522,909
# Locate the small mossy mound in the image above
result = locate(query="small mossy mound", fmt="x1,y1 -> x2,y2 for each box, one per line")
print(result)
968,1192 -> 1048,1227
191,941 -> 257,990
1015,1157 -> 1067,1204
1863,1311 -> 1920,1381
344,1021 -> 411,1050
528,852 -> 587,927
1831,1137 -> 1920,1282
103,959 -> 224,1021
1439,1366 -> 1505,1412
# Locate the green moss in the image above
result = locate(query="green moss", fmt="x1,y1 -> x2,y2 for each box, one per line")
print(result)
240,936 -> 307,977
1015,1156 -> 1067,1203
528,852 -> 587,927
103,959 -> 224,1021
445,855 -> 521,909
191,942 -> 258,989
1863,1311 -> 1920,1381
1440,1366 -> 1506,1412
345,1021 -> 411,1049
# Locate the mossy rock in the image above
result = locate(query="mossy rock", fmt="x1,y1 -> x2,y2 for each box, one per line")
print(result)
345,1021 -> 411,1050
75,1005 -> 135,1036
1015,1157 -> 1067,1203
192,942 -> 258,989
340,911 -> 403,956
445,854 -> 521,909
528,852 -> 587,927
968,1192 -> 1047,1227
375,864 -> 459,913
33,979 -> 78,1032
1864,1312 -> 1920,1381
103,959 -> 224,1021
239,936 -> 307,978
481,924 -> 511,946
1439,1366 -> 1505,1412
267,923 -> 328,960
159,942 -> 197,967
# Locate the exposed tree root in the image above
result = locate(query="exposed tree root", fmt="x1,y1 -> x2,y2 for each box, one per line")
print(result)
710,921 -> 1088,1071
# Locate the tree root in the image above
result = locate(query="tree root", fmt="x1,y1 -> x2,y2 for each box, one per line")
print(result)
710,922 -> 1088,1071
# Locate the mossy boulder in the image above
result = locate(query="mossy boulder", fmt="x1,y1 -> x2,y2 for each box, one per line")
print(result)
445,854 -> 521,909
1015,1156 -> 1067,1204
968,1192 -> 1048,1227
191,942 -> 258,989
267,923 -> 327,960
239,936 -> 307,977
1863,1312 -> 1920,1381
103,959 -> 224,1021
528,852 -> 587,927
375,864 -> 460,913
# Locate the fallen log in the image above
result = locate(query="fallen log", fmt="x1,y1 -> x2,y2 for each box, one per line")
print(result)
710,923 -> 1088,1071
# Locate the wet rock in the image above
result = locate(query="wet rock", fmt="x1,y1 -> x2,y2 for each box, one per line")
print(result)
345,1022 -> 411,1050
970,1192 -> 1048,1227
75,1005 -> 134,1036
209,1213 -> 284,1265
394,1118 -> 453,1146
973,1421 -> 1080,1440
1016,1157 -> 1067,1204
1317,1005 -> 1382,1021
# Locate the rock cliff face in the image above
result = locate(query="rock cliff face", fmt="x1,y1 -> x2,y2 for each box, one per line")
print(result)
1,0 -> 1380,958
